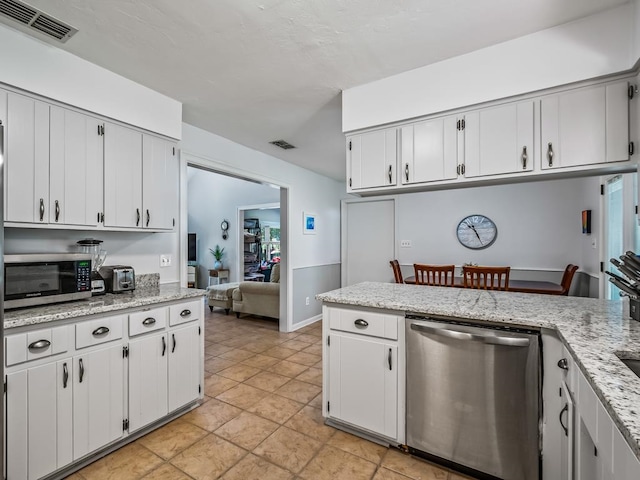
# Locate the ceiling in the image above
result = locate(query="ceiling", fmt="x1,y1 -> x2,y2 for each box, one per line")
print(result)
17,0 -> 630,181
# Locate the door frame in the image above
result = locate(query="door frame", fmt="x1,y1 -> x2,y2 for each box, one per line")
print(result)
180,151 -> 291,332
236,202 -> 280,284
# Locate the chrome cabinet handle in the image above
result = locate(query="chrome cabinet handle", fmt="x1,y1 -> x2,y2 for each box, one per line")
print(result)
162,336 -> 166,356
354,319 -> 369,328
28,339 -> 51,351
79,358 -> 85,383
405,163 -> 409,182
172,333 -> 176,353
559,403 -> 569,436
136,208 -> 140,226
180,309 -> 191,317
146,209 -> 150,227
461,164 -> 465,175
92,326 -> 110,337
410,322 -> 530,347
388,348 -> 392,370
557,358 -> 568,370
39,198 -> 45,222
388,165 -> 392,183
63,362 -> 69,389
547,142 -> 554,166
142,317 -> 156,326
456,164 -> 460,175
54,200 -> 60,222
521,146 -> 528,170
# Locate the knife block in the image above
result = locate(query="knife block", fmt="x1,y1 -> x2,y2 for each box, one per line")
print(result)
630,298 -> 640,322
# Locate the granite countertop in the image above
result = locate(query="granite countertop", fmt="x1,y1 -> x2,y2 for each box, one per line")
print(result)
317,282 -> 640,459
4,283 -> 207,330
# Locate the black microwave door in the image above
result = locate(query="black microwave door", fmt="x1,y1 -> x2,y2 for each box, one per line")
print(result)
4,261 -> 78,300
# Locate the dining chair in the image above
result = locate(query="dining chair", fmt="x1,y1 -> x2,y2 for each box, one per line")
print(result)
390,260 -> 404,284
463,265 -> 511,291
559,264 -> 579,295
414,264 -> 455,286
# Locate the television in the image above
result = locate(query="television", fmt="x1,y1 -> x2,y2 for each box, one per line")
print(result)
188,233 -> 197,263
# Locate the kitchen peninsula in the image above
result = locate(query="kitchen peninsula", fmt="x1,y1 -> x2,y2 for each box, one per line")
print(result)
318,282 -> 640,479
3,276 -> 207,480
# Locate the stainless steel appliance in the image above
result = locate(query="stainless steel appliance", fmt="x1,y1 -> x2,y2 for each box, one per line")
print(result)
99,265 -> 136,293
4,254 -> 93,309
76,238 -> 107,295
406,315 -> 540,480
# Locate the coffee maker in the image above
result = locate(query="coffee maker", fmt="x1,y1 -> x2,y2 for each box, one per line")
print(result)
76,238 -> 107,295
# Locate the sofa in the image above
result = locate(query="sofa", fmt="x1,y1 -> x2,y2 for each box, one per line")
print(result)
232,263 -> 280,319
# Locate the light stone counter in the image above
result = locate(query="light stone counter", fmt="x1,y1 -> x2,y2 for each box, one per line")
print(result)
317,281 -> 640,459
4,282 -> 207,330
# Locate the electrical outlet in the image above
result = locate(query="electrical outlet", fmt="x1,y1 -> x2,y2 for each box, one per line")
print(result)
400,240 -> 412,248
160,254 -> 172,267
305,297 -> 310,306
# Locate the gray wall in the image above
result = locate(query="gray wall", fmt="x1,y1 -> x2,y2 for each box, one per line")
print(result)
292,264 -> 341,325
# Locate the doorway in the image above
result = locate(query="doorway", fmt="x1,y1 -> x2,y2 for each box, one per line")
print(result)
181,155 -> 290,332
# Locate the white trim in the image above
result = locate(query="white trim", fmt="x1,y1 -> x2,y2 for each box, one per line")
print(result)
291,314 -> 322,331
181,151 -> 293,333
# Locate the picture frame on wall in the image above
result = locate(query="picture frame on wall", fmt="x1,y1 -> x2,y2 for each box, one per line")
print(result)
303,212 -> 316,234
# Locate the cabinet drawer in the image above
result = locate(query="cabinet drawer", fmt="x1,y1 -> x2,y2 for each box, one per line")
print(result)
129,307 -> 168,336
6,326 -> 69,366
328,307 -> 399,340
169,300 -> 201,327
76,315 -> 124,349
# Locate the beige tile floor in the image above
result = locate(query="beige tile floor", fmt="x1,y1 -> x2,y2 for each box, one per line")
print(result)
68,310 -> 478,480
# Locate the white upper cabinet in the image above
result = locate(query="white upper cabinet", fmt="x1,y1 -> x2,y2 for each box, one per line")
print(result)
347,128 -> 397,190
49,107 -> 103,227
541,81 -> 629,169
2,90 -> 50,224
464,101 -> 535,178
103,122 -> 143,228
400,116 -> 458,184
142,135 -> 178,230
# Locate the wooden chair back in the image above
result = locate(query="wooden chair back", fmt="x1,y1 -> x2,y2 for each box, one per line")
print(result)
463,266 -> 511,291
389,260 -> 404,284
414,264 -> 455,286
560,264 -> 579,295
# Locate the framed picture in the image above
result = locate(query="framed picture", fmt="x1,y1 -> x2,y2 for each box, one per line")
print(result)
582,210 -> 592,234
303,212 -> 316,234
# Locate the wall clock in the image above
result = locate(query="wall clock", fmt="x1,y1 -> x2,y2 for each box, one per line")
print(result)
221,220 -> 229,240
456,214 -> 497,250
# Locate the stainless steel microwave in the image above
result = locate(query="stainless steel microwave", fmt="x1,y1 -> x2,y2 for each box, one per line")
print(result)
4,254 -> 93,309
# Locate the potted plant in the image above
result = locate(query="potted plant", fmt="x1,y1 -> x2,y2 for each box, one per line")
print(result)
209,245 -> 225,270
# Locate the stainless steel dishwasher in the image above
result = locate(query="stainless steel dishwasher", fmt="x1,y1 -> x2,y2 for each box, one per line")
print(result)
406,315 -> 540,480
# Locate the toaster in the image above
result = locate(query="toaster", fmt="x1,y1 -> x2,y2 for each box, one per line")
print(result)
99,265 -> 136,293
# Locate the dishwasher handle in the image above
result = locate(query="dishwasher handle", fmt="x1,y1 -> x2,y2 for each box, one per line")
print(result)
410,322 -> 530,347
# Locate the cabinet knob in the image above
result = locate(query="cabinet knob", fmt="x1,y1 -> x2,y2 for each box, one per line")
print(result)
557,358 -> 568,370
142,317 -> 156,326
354,319 -> 369,328
92,326 -> 110,337
180,309 -> 191,317
28,339 -> 51,351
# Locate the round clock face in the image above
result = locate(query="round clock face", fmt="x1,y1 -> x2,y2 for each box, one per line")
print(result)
456,215 -> 497,250
221,220 -> 229,231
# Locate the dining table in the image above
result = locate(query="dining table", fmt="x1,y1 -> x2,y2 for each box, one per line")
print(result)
403,276 -> 565,295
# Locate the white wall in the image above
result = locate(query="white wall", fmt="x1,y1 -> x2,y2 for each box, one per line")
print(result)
187,167 -> 280,286
245,208 -> 281,226
343,3 -> 637,132
0,23 -> 181,139
394,177 -> 599,275
181,123 -> 346,269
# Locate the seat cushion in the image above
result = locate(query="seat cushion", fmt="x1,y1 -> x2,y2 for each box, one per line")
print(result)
207,282 -> 240,301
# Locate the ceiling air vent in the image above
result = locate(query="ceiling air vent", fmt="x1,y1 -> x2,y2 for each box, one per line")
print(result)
0,0 -> 77,42
270,139 -> 296,150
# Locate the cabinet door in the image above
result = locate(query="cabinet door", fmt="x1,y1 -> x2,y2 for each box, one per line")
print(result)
168,324 -> 201,412
4,91 -> 50,224
73,344 -> 125,459
465,101 -> 534,177
328,332 -> 398,439
128,332 -> 168,432
348,129 -> 397,190
559,381 -> 575,480
49,107 -> 103,227
142,135 -> 178,230
6,360 -> 73,480
400,116 -> 458,184
103,122 -> 142,228
540,83 -> 629,170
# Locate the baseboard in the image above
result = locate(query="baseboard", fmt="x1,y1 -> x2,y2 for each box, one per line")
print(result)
291,314 -> 322,330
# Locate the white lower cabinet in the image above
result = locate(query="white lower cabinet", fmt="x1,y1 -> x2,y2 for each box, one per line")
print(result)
4,298 -> 204,480
324,306 -> 403,443
73,344 -> 125,460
